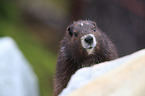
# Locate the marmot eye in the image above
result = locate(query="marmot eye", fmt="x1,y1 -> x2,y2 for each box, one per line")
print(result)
74,32 -> 77,37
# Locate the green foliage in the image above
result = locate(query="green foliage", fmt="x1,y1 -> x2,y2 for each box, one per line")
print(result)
0,20 -> 56,96
0,0 -> 20,22
0,2 -> 56,95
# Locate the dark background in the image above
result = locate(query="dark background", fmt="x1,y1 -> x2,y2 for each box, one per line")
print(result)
0,0 -> 145,96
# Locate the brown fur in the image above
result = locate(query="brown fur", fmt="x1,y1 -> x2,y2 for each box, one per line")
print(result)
53,20 -> 118,96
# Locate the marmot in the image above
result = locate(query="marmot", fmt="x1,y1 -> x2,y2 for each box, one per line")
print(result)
54,20 -> 118,96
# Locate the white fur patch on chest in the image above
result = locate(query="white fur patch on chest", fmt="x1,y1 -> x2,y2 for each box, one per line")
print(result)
86,48 -> 95,55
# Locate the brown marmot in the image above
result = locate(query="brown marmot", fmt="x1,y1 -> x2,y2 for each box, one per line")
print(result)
53,20 -> 118,96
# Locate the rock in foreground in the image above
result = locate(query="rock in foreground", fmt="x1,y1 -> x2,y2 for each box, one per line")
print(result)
60,49 -> 145,96
0,37 -> 39,96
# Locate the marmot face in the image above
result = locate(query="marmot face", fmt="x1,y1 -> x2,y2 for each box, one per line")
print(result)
65,20 -> 100,56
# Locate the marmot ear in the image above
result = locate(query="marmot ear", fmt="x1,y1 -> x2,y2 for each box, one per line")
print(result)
67,26 -> 73,37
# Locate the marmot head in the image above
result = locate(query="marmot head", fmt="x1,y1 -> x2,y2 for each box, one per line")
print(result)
65,20 -> 100,55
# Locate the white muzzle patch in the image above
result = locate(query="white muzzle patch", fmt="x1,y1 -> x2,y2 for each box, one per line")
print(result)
81,34 -> 97,55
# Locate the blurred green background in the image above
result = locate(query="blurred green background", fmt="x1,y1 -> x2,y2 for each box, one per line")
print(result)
1,0 -> 145,96
0,0 -> 68,96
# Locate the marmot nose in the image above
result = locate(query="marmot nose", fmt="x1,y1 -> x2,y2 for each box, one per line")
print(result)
84,36 -> 93,44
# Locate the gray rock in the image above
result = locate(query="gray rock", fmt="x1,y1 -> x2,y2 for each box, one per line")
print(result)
59,49 -> 145,96
0,37 -> 39,96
